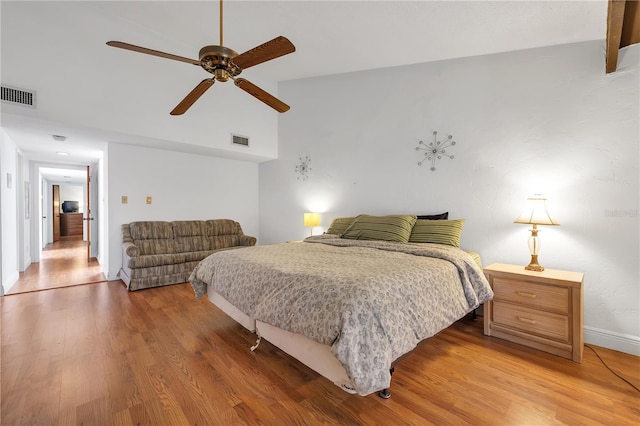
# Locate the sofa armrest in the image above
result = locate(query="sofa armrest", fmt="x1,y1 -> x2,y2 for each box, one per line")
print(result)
123,241 -> 140,257
238,235 -> 257,246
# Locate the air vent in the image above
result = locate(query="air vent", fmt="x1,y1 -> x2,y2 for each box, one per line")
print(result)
1,86 -> 36,108
231,134 -> 249,147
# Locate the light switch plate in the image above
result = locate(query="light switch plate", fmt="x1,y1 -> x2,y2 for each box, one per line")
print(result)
121,195 -> 128,204
146,196 -> 152,204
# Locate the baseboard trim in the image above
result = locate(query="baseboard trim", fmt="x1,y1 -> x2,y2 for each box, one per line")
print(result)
2,271 -> 19,296
20,256 -> 32,272
585,326 -> 640,356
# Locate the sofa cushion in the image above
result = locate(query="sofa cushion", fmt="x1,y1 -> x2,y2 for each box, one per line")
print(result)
129,221 -> 175,255
129,221 -> 174,240
183,250 -> 218,263
128,253 -> 186,269
171,221 -> 210,252
211,235 -> 240,249
206,219 -> 246,249
174,236 -> 210,253
133,239 -> 175,256
206,219 -> 242,236
173,221 -> 208,237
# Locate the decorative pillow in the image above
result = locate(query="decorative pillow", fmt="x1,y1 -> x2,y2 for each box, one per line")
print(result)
417,212 -> 449,220
325,217 -> 356,235
409,219 -> 465,247
341,214 -> 417,243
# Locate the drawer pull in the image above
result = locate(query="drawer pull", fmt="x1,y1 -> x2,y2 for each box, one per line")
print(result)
517,316 -> 536,325
516,291 -> 537,298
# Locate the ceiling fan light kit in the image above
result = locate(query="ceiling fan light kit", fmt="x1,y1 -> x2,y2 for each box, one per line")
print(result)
106,0 -> 295,115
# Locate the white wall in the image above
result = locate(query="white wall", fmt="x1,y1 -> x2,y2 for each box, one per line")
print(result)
0,129 -> 19,294
106,143 -> 259,281
261,41 -> 639,354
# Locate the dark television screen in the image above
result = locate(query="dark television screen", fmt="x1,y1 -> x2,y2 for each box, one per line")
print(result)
61,201 -> 79,213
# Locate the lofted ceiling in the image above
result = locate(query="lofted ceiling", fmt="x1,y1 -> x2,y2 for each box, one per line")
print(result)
1,1 -> 613,170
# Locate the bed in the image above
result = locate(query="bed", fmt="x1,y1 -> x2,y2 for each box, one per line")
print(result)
189,217 -> 494,397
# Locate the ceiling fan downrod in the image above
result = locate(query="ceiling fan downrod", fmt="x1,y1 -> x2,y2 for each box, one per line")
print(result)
219,0 -> 224,46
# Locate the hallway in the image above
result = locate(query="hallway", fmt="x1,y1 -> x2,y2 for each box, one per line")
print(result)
6,238 -> 107,295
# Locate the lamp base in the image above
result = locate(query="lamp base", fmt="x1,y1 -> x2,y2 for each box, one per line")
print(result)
525,255 -> 544,272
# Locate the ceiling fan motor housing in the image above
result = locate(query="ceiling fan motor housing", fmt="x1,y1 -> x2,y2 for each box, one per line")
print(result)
199,45 -> 241,81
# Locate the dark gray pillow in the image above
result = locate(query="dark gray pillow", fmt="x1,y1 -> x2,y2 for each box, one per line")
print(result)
417,212 -> 448,220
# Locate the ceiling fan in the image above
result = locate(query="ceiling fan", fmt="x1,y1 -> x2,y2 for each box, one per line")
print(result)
106,0 -> 295,115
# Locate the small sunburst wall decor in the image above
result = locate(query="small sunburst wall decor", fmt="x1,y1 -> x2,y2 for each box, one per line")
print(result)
416,131 -> 456,171
295,155 -> 312,180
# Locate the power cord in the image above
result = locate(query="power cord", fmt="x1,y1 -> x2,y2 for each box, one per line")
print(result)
585,344 -> 640,393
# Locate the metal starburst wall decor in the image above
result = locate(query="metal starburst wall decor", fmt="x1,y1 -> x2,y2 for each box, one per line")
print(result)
295,155 -> 312,180
416,131 -> 456,171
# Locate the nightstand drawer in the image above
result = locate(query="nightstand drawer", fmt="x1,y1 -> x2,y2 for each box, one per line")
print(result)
492,301 -> 570,343
493,278 -> 569,314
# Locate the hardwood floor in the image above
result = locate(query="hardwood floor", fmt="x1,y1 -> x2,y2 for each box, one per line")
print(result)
2,282 -> 638,425
6,237 -> 106,295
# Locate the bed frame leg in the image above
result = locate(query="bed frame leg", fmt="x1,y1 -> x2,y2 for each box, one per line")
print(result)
378,367 -> 395,399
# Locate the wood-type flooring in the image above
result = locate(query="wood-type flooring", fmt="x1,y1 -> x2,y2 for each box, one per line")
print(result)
2,281 -> 638,425
6,238 -> 106,295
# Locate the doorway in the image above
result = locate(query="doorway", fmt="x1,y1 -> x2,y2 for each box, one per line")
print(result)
5,163 -> 105,295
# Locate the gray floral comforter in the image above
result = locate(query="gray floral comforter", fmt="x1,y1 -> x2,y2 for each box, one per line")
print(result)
189,234 -> 493,396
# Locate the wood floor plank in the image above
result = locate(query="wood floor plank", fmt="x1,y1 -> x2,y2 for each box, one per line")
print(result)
2,281 -> 639,425
7,238 -> 106,295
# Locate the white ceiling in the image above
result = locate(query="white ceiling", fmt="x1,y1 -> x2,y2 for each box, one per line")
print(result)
1,0 -> 608,172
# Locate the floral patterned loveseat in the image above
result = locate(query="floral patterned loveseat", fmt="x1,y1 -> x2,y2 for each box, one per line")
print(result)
118,219 -> 256,291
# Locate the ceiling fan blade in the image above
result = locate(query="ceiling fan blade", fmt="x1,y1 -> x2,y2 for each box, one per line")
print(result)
170,79 -> 215,115
232,36 -> 295,70
234,78 -> 290,113
107,41 -> 200,65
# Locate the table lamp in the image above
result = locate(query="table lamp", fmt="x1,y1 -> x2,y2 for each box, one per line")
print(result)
304,212 -> 321,236
514,196 -> 559,271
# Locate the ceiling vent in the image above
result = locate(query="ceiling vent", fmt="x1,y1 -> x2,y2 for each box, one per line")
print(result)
1,86 -> 36,108
231,134 -> 249,147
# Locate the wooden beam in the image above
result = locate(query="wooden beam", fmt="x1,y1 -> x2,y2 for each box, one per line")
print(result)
606,0 -> 626,73
621,0 -> 640,47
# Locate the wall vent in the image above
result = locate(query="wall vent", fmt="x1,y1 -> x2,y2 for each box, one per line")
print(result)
1,86 -> 36,108
231,134 -> 250,147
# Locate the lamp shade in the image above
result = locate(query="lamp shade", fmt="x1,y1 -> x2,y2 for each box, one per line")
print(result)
514,197 -> 559,226
303,212 -> 321,227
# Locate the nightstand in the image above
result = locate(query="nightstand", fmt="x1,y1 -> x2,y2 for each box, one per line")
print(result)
483,263 -> 584,362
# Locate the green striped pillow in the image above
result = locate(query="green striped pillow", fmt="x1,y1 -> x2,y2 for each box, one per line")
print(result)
341,215 -> 417,243
326,217 -> 356,235
409,219 -> 465,247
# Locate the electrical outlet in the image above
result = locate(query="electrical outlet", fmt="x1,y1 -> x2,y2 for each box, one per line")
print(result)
146,196 -> 152,204
121,195 -> 128,204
